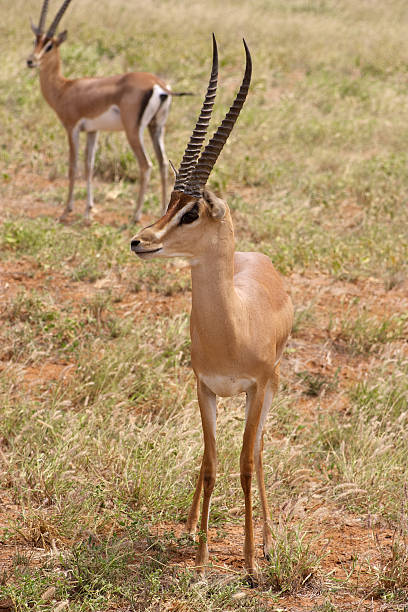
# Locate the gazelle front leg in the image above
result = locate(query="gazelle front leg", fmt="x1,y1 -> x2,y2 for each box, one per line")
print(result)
60,127 -> 79,221
193,379 -> 217,574
254,426 -> 273,560
241,383 -> 268,579
84,130 -> 98,220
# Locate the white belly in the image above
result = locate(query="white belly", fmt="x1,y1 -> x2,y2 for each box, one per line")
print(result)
199,373 -> 255,397
81,105 -> 123,132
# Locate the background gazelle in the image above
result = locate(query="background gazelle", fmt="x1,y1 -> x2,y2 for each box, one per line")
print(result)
27,0 -> 190,222
131,35 -> 293,579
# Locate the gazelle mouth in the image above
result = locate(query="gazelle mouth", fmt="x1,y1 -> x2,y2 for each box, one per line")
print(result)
132,247 -> 163,257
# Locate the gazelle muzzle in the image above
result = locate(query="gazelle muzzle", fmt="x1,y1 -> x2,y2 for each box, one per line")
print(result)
130,235 -> 163,257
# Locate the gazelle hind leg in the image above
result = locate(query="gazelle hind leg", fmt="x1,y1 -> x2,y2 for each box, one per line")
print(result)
252,371 -> 278,560
125,126 -> 152,223
123,86 -> 169,222
121,105 -> 152,223
60,127 -> 79,220
84,131 -> 98,220
148,101 -> 170,214
242,384 -> 268,578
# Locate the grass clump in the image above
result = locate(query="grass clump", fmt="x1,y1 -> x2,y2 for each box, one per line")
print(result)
310,359 -> 408,518
336,309 -> 407,354
0,289 -> 130,363
0,217 -> 131,276
63,538 -> 137,602
264,519 -> 325,594
296,370 -> 339,397
367,488 -> 408,604
369,529 -> 408,604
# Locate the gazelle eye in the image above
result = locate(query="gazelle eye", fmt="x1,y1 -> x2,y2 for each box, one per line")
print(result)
45,42 -> 53,52
179,204 -> 199,225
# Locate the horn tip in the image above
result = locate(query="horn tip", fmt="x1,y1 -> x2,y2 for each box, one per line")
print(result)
242,38 -> 252,70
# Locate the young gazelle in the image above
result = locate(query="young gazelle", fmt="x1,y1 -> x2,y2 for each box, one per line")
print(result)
27,0 -> 190,222
131,36 -> 293,578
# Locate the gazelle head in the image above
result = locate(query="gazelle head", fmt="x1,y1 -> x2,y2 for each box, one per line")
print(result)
27,0 -> 72,69
131,35 -> 252,262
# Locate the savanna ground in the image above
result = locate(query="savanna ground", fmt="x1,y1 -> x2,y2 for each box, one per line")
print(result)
0,0 -> 408,609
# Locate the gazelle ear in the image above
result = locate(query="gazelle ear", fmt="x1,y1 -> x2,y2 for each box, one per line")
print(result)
30,19 -> 40,36
56,30 -> 68,45
203,189 -> 226,220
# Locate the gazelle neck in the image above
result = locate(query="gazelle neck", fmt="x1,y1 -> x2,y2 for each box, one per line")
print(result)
39,51 -> 66,110
190,210 -> 237,324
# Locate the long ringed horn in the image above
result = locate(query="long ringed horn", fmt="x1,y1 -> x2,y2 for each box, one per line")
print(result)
47,0 -> 73,37
38,0 -> 49,34
173,33 -> 218,192
185,39 -> 252,197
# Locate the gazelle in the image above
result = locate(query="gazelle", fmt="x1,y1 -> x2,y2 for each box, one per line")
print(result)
27,0 -> 190,222
130,36 -> 293,579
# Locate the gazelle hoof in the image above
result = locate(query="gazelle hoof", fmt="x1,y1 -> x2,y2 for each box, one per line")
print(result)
195,545 -> 209,571
184,530 -> 196,543
59,210 -> 72,223
243,573 -> 258,588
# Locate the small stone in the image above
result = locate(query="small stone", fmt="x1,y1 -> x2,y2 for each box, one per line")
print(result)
53,602 -> 69,612
41,586 -> 56,602
231,591 -> 246,600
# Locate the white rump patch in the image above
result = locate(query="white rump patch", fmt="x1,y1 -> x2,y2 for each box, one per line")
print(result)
139,84 -> 170,140
81,105 -> 123,132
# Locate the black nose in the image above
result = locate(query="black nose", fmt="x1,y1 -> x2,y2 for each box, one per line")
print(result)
130,239 -> 140,251
27,59 -> 33,67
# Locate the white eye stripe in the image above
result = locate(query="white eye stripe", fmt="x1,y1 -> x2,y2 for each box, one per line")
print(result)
148,202 -> 199,240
